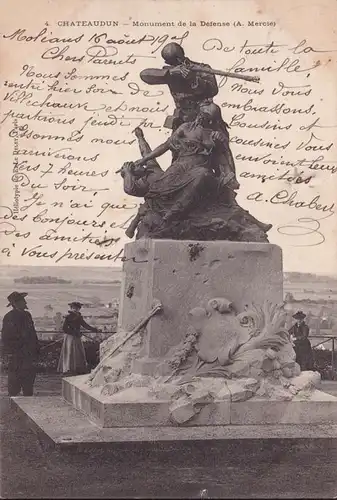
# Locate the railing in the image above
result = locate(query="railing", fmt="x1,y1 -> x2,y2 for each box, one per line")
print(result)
36,331 -> 116,334
311,335 -> 336,378
36,330 -> 116,347
35,331 -> 336,375
36,328 -> 116,336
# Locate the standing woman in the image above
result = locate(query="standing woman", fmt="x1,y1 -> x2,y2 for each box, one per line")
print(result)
288,310 -> 314,371
57,302 -> 100,375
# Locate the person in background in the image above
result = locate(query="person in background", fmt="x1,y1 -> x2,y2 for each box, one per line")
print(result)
289,310 -> 314,371
321,317 -> 329,330
57,302 -> 100,376
53,312 -> 63,332
1,292 -> 40,396
306,310 -> 313,327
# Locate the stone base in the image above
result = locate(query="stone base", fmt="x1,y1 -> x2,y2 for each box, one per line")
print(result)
11,396 -> 337,449
63,375 -> 337,428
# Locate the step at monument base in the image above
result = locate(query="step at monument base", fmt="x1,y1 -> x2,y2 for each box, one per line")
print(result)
62,375 -> 337,429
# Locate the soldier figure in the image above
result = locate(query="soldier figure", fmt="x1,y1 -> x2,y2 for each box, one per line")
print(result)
140,43 -> 240,189
1,291 -> 40,396
140,42 -> 219,130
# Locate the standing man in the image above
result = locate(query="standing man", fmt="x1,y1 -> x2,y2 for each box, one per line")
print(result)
289,310 -> 314,371
1,292 -> 40,396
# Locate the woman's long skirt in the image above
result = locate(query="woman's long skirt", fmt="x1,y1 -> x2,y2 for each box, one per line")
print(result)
294,337 -> 314,371
57,334 -> 88,374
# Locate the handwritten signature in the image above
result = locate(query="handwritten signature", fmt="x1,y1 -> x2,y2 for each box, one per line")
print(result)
277,216 -> 333,247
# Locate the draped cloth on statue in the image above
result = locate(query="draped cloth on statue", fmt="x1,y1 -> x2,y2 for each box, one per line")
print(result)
122,122 -> 270,242
145,124 -> 216,216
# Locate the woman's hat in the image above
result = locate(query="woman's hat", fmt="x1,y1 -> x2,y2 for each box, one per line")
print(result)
7,291 -> 28,307
68,301 -> 83,309
292,310 -> 306,320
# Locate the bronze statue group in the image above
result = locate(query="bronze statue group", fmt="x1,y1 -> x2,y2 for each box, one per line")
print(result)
120,42 -> 272,242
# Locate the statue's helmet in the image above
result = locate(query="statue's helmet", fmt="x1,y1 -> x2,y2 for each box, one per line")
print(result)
161,42 -> 185,65
199,102 -> 222,123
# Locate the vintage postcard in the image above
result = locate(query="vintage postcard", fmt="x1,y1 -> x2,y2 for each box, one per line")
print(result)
0,0 -> 336,498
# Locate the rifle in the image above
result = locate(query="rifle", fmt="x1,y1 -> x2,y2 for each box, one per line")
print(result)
89,300 -> 163,379
182,60 -> 260,83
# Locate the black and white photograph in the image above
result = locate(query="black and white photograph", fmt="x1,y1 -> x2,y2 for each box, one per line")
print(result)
0,0 -> 336,497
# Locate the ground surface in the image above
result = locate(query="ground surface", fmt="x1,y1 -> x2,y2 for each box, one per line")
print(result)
1,374 -> 337,499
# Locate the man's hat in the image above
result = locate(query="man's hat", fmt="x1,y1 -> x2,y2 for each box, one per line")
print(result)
68,301 -> 83,309
7,291 -> 28,307
292,310 -> 306,320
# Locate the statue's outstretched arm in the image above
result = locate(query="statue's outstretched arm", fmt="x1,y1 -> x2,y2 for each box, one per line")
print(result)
140,68 -> 170,85
135,129 -> 152,157
134,127 -> 161,169
135,139 -> 171,167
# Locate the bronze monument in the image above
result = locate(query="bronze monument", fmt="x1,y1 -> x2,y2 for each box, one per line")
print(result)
120,42 -> 272,241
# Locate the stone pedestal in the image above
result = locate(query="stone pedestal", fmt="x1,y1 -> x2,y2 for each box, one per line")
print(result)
62,375 -> 337,428
119,240 -> 283,375
59,239 -> 337,430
